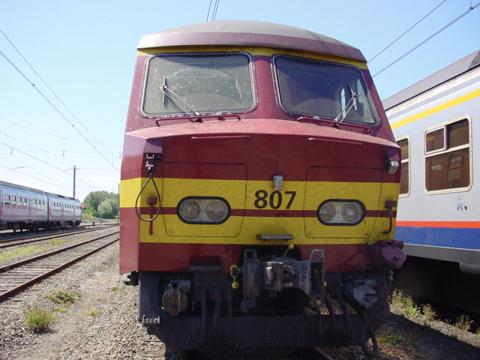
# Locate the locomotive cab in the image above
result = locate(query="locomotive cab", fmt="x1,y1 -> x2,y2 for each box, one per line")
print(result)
120,21 -> 405,356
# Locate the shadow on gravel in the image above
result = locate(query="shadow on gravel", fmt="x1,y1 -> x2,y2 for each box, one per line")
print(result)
378,314 -> 480,360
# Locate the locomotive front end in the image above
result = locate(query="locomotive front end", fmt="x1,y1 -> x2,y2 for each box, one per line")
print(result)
120,21 -> 405,355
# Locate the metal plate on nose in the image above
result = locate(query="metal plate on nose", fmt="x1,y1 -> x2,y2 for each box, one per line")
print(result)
272,175 -> 283,191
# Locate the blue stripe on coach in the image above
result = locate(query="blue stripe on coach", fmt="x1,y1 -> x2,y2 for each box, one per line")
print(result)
396,226 -> 480,250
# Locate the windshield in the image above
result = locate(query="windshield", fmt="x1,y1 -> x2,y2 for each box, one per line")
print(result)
143,54 -> 254,115
275,56 -> 377,124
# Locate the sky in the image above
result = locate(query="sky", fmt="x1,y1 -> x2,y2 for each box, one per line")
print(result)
0,0 -> 478,201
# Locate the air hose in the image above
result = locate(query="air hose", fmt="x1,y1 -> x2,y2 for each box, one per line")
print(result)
134,154 -> 162,222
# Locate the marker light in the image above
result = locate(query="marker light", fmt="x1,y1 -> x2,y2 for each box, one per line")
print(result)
177,197 -> 230,224
387,160 -> 400,175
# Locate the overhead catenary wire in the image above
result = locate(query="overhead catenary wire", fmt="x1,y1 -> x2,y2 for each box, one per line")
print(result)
206,0 -> 213,22
0,29 -> 114,157
373,1 -> 480,78
0,117 -> 121,149
212,0 -> 220,21
0,48 -> 119,171
0,139 -> 90,188
368,0 -> 448,63
0,122 -> 119,155
0,163 -> 73,193
206,0 -> 220,21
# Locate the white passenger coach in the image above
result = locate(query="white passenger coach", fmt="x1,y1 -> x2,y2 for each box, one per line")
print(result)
384,50 -> 480,275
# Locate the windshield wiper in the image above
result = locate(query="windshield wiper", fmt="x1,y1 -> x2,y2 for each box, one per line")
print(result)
159,78 -> 200,117
334,84 -> 358,123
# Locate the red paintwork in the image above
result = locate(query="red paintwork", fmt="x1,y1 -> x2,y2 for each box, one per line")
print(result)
137,242 -> 368,273
121,120 -> 399,182
120,36 -> 400,274
120,208 -> 140,274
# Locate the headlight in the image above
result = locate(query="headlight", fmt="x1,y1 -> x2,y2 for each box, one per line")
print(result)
177,197 -> 230,224
178,199 -> 200,221
318,200 -> 365,225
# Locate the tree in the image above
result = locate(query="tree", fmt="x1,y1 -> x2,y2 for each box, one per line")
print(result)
97,197 -> 119,219
83,191 -> 118,218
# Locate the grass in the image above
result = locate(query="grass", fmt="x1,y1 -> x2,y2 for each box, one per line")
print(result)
378,333 -> 403,345
0,237 -> 67,264
454,314 -> 473,332
86,308 -> 99,317
54,306 -> 67,313
46,239 -> 65,246
421,303 -> 436,322
24,306 -> 55,333
46,290 -> 76,305
390,290 -> 421,319
0,245 -> 42,263
111,286 -> 119,292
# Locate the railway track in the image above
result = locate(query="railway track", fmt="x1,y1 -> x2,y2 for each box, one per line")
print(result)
0,231 -> 119,301
0,223 -> 116,241
0,224 -> 117,249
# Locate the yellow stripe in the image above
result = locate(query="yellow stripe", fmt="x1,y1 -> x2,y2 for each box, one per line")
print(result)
391,88 -> 480,129
120,177 -> 399,245
120,178 -> 396,211
141,217 -> 370,245
137,46 -> 368,69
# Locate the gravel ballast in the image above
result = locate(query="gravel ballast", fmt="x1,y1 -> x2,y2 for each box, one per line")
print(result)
0,243 -> 163,360
0,241 -> 479,359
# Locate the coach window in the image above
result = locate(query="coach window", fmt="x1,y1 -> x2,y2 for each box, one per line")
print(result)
397,138 -> 409,195
425,119 -> 470,191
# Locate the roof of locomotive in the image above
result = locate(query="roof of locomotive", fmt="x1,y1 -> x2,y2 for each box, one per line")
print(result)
383,50 -> 480,110
138,20 -> 366,62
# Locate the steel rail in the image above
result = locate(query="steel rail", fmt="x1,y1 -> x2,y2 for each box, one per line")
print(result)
0,232 -> 118,301
0,225 -> 117,249
0,223 -> 115,242
0,231 -> 118,272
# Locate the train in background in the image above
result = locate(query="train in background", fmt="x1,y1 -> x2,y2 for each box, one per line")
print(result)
0,180 -> 81,231
120,20 -> 405,358
384,50 -> 480,313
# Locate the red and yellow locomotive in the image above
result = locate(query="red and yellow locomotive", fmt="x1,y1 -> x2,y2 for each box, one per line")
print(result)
120,21 -> 405,356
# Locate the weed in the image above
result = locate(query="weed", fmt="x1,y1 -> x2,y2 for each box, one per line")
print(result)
378,333 -> 403,345
390,290 -> 421,319
402,296 -> 421,319
46,290 -> 76,305
47,239 -> 65,246
390,289 -> 405,311
111,286 -> 119,292
454,315 -> 472,332
24,306 -> 55,333
0,245 -> 42,263
86,308 -> 99,317
421,304 -> 436,322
